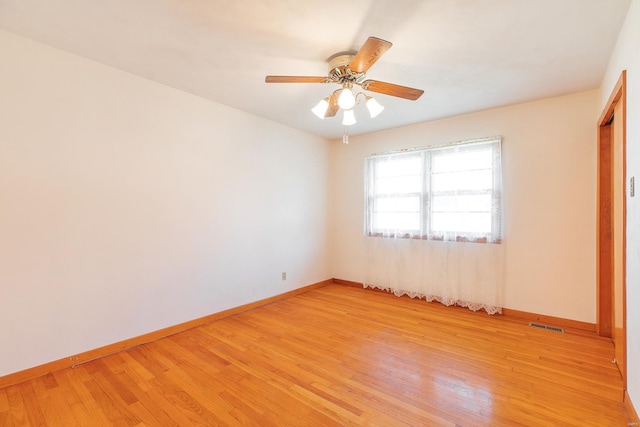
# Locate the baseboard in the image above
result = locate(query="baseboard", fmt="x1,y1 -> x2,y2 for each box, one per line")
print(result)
626,390 -> 640,425
332,278 -> 363,288
0,279 -> 333,390
332,278 -> 596,334
500,308 -> 596,333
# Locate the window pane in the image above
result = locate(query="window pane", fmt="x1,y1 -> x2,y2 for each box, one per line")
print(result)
375,175 -> 422,194
376,196 -> 420,213
431,212 -> 492,233
432,169 -> 492,192
374,212 -> 420,231
431,194 -> 491,213
376,155 -> 421,177
432,147 -> 492,173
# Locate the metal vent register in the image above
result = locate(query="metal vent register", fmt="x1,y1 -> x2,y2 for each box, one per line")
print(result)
529,322 -> 565,333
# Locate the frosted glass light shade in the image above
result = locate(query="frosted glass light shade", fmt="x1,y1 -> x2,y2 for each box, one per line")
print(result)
311,98 -> 329,119
338,88 -> 356,109
342,109 -> 356,126
366,97 -> 384,118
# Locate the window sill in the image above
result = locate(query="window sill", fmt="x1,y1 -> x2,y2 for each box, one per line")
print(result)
366,232 -> 501,244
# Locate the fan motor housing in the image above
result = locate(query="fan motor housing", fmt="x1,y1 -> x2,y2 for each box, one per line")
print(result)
327,53 -> 364,83
328,53 -> 354,70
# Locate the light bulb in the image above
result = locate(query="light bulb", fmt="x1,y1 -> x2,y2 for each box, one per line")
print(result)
338,88 -> 356,110
365,96 -> 384,118
311,98 -> 329,119
342,109 -> 356,126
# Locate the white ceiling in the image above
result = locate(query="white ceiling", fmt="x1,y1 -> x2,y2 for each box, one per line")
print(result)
0,0 -> 631,139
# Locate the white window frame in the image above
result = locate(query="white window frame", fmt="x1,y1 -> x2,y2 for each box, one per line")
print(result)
364,137 -> 502,243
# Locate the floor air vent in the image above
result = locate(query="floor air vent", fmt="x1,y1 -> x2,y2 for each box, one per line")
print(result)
529,322 -> 564,333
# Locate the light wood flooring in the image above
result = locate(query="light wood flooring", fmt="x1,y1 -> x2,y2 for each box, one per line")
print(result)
0,284 -> 630,426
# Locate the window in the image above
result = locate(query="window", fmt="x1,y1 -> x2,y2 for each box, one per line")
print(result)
365,137 -> 502,243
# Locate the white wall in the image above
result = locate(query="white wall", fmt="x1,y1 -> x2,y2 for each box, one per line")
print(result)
332,91 -> 598,323
600,0 -> 640,411
0,30 -> 332,377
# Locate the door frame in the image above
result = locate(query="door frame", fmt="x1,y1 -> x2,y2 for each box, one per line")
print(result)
596,70 -> 627,390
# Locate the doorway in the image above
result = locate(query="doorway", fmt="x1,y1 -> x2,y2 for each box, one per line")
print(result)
596,70 -> 626,391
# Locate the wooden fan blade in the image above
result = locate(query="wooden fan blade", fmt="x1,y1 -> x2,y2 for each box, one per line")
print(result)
265,76 -> 328,83
362,80 -> 424,100
348,37 -> 393,73
325,91 -> 340,118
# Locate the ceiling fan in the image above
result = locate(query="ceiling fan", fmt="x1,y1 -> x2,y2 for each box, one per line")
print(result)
265,37 -> 424,121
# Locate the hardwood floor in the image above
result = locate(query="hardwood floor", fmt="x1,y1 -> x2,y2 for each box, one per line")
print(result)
0,284 -> 629,426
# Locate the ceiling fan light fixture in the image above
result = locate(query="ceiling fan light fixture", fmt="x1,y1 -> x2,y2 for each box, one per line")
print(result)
342,109 -> 356,126
311,98 -> 330,119
365,96 -> 384,118
338,87 -> 356,110
266,37 -> 424,132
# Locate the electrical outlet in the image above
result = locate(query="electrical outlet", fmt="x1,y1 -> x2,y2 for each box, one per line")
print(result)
281,272 -> 287,281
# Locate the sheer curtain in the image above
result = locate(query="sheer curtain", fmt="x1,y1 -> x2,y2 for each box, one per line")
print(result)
363,138 -> 504,314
